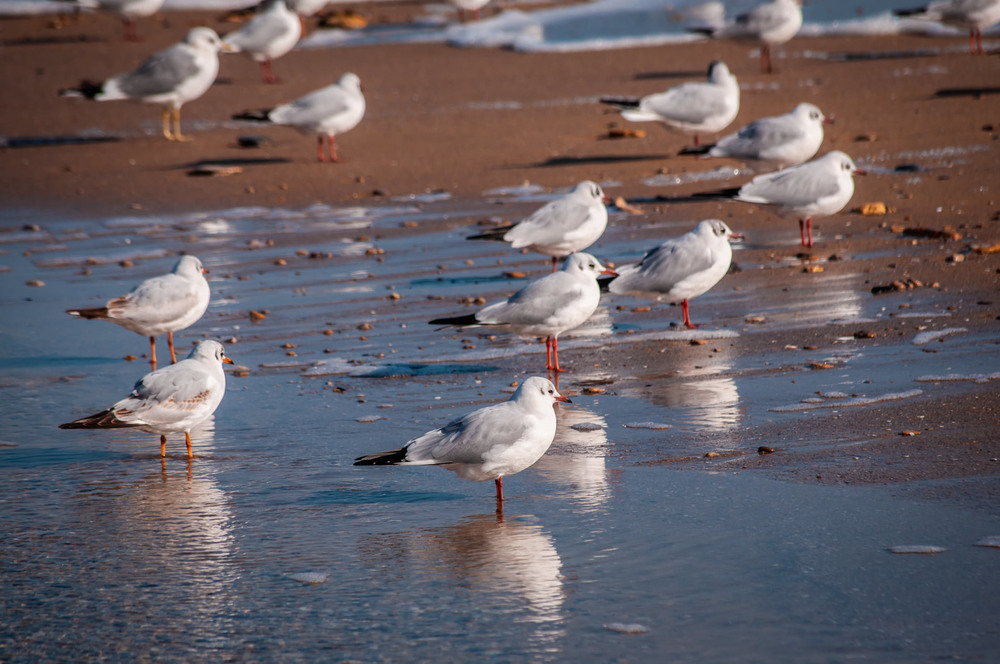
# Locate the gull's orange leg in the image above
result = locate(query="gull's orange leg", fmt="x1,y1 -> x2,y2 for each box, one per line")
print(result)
168,330 -> 177,364
149,336 -> 157,370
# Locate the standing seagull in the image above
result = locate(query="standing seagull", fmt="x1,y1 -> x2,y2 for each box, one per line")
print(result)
66,255 -> 211,370
59,27 -> 224,141
691,0 -> 803,73
223,0 -> 302,83
59,340 -> 233,459
607,220 -> 740,329
602,61 -> 740,147
63,0 -> 165,41
233,73 -> 365,162
680,103 -> 829,168
895,0 -> 1000,54
467,181 -> 611,271
354,376 -> 570,506
430,253 -> 617,372
695,151 -> 865,248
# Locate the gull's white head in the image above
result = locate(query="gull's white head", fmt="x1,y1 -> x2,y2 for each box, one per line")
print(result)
562,252 -> 618,279
513,376 -> 571,408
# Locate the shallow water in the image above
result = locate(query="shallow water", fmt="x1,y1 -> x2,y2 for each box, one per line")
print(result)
2,187 -> 999,662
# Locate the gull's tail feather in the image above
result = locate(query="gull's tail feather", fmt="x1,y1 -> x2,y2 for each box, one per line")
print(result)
59,81 -> 104,100
66,306 -> 109,320
59,409 -> 136,430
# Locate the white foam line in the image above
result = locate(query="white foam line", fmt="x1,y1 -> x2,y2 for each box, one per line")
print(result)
915,372 -> 1000,384
912,328 -> 966,346
770,389 -> 923,413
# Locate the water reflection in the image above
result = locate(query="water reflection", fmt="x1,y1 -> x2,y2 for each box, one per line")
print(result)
534,405 -> 612,511
362,514 -> 565,646
624,368 -> 741,435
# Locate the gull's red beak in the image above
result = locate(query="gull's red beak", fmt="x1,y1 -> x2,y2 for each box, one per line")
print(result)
854,168 -> 867,176
223,356 -> 234,364
555,394 -> 572,404
601,267 -> 619,277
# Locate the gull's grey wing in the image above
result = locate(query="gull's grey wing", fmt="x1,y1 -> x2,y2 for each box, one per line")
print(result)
615,234 -> 719,292
227,12 -> 292,51
739,162 -> 840,206
406,401 -> 531,465
113,361 -> 215,424
270,85 -> 352,126
644,84 -> 729,125
116,43 -> 199,98
112,273 -> 202,322
478,272 -> 585,326
505,197 -> 594,247
719,116 -> 805,153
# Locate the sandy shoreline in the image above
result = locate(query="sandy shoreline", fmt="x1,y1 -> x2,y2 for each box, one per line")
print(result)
2,8 -> 999,506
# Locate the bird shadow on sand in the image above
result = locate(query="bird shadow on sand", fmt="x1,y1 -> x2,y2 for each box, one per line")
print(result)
632,69 -> 711,81
933,87 -> 1000,99
175,157 -> 293,173
0,135 -> 121,149
528,154 -> 673,169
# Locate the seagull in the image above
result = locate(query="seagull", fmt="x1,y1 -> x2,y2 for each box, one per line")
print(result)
430,253 -> 617,372
467,181 -> 611,271
606,220 -> 740,329
66,255 -> 210,370
679,103 -> 829,168
602,61 -> 740,147
895,0 -> 1000,54
222,0 -> 302,84
233,73 -> 365,162
450,0 -> 490,22
63,0 -> 165,41
59,27 -> 224,141
354,376 -> 570,505
695,151 -> 865,248
59,340 -> 233,459
690,0 -> 803,73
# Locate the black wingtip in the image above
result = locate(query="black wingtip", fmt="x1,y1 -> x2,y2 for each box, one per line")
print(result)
232,109 -> 273,122
60,80 -> 104,100
599,96 -> 641,109
597,275 -> 616,292
354,447 -> 408,465
679,145 -> 712,156
691,187 -> 741,200
429,313 -> 479,327
466,225 -> 512,242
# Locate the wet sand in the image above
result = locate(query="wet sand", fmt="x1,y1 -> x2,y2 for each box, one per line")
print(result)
2,8 -> 999,506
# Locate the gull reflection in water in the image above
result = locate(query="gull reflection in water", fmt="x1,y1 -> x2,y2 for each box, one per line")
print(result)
623,356 -> 742,437
75,416 -> 237,627
533,405 -> 612,512
363,515 -> 565,644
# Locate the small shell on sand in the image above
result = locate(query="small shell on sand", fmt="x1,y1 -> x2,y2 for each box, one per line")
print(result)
604,622 -> 650,635
888,545 -> 947,555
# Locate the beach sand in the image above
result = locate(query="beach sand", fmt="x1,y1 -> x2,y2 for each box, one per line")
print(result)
2,8 -> 999,507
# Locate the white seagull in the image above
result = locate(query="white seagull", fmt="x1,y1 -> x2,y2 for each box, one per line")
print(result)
450,0 -> 490,22
430,253 -> 617,372
59,27 -> 224,141
64,0 -> 165,40
233,73 -> 365,162
67,255 -> 211,370
223,0 -> 302,83
895,0 -> 1000,54
60,340 -> 233,459
354,376 -> 570,505
692,0 -> 803,73
680,102 -> 829,168
603,61 -> 740,147
697,151 -> 865,248
468,181 -> 612,271
607,220 -> 740,329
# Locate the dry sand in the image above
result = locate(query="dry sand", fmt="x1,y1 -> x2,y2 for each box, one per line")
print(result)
1,8 -> 998,506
